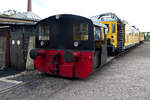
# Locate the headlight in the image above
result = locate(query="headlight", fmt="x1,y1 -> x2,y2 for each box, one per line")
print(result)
74,41 -> 79,47
40,41 -> 44,46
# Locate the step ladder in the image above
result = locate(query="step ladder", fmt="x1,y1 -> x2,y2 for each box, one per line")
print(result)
117,23 -> 125,52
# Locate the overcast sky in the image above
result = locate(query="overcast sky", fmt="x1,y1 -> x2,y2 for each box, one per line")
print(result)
0,0 -> 149,32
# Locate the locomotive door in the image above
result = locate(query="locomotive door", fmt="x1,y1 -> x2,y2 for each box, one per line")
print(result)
10,32 -> 24,70
0,36 -> 7,69
94,27 -> 107,68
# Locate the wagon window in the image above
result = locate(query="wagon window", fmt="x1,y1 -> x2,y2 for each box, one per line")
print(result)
73,24 -> 88,40
39,25 -> 50,40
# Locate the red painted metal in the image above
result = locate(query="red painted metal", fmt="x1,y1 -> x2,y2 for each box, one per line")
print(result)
34,50 -> 93,79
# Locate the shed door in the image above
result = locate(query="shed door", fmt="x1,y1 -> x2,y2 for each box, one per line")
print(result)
0,36 -> 7,69
10,33 -> 24,70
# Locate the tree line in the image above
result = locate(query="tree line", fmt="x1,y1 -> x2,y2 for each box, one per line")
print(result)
0,9 -> 20,17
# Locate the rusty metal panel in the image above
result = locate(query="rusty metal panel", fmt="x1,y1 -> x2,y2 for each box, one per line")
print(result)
0,36 -> 7,70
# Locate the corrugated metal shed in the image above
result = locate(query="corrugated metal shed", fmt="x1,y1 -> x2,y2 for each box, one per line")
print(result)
12,11 -> 41,21
0,16 -> 38,25
0,28 -> 10,70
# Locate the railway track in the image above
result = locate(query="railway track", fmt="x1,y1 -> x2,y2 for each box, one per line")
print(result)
0,72 -> 44,94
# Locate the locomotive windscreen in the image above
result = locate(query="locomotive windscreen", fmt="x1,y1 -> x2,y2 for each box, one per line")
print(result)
35,14 -> 94,50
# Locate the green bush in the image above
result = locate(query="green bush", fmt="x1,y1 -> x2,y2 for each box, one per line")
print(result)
147,38 -> 150,41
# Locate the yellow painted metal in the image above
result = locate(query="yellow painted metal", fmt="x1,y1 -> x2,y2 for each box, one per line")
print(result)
139,32 -> 144,41
124,24 -> 140,47
101,27 -> 105,40
100,20 -> 140,49
100,21 -> 118,48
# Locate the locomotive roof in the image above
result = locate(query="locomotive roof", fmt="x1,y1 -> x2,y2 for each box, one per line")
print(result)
91,15 -> 118,22
91,16 -> 117,21
36,14 -> 107,29
90,13 -> 122,22
93,21 -> 107,28
36,14 -> 92,25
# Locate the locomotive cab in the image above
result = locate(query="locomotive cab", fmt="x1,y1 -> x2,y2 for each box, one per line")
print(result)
91,13 -> 125,55
30,14 -> 107,78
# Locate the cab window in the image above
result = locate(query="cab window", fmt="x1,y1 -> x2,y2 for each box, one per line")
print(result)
39,25 -> 50,40
105,24 -> 109,33
73,24 -> 88,40
94,26 -> 102,40
112,24 -> 116,33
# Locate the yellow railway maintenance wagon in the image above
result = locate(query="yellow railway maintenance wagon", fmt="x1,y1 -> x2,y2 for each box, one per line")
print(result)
124,24 -> 140,48
91,13 -> 141,55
